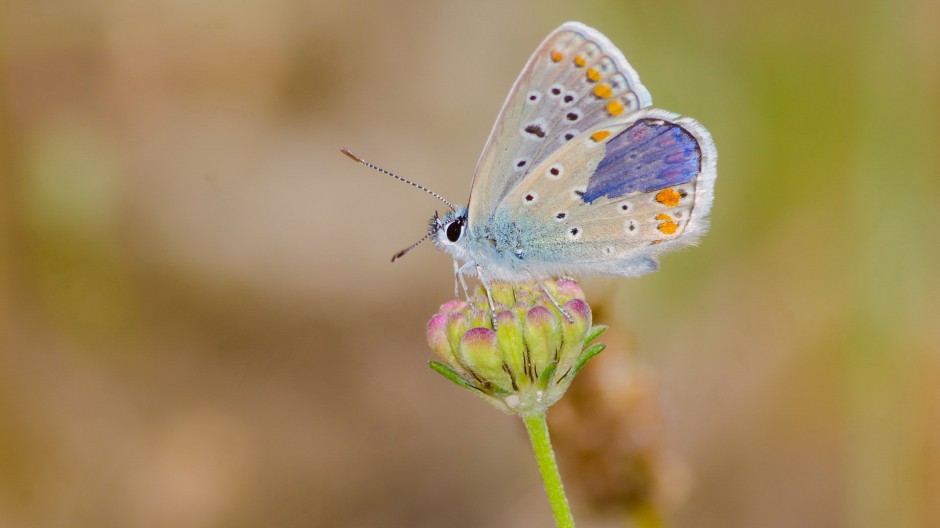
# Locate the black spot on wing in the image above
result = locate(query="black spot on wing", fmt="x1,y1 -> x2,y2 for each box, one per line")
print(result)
524,124 -> 546,138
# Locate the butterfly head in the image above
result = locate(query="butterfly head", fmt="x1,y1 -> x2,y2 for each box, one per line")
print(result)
431,206 -> 471,258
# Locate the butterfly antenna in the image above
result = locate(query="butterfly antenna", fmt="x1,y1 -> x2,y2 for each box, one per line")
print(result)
391,221 -> 438,262
392,211 -> 441,262
340,148 -> 456,211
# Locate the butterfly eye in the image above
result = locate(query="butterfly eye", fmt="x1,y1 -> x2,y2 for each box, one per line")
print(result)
446,220 -> 463,242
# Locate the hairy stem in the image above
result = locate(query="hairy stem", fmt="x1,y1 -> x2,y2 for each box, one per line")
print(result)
523,411 -> 575,528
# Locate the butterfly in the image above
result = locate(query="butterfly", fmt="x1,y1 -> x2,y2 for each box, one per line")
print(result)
344,21 -> 716,293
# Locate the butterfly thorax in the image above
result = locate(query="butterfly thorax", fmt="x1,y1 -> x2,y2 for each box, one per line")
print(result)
433,206 -> 528,280
433,206 -> 577,281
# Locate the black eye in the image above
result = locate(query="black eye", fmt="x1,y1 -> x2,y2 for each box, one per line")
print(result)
446,220 -> 463,242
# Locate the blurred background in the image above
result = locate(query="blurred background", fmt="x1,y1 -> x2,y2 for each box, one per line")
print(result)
2,0 -> 938,526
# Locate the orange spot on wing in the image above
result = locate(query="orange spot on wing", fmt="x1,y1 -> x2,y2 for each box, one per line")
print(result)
655,188 -> 681,207
574,55 -> 586,67
586,68 -> 602,82
657,221 -> 679,235
606,100 -> 625,116
593,84 -> 613,98
590,130 -> 611,142
655,213 -> 673,221
551,50 -> 564,62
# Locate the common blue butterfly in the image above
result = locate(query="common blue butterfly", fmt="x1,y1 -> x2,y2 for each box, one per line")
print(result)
345,21 -> 716,288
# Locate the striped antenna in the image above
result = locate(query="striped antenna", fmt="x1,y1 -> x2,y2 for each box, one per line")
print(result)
391,228 -> 436,262
340,148 -> 456,211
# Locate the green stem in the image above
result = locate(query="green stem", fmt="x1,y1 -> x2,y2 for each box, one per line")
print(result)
523,411 -> 575,528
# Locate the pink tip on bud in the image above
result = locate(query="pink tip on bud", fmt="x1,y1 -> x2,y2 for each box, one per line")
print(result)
427,313 -> 448,337
524,306 -> 561,372
427,313 -> 454,362
555,279 -> 585,302
462,326 -> 497,345
439,299 -> 469,314
525,305 -> 555,326
563,298 -> 591,326
459,327 -> 511,390
556,299 -> 592,376
496,310 -> 517,327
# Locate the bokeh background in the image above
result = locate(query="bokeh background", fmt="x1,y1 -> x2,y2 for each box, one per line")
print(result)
2,0 -> 938,526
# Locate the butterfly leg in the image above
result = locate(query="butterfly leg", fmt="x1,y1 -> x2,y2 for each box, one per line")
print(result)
454,260 -> 472,301
473,264 -> 500,330
525,269 -> 574,323
451,260 -> 460,299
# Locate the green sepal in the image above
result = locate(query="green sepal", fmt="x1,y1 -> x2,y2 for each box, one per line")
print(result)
429,361 -> 479,393
537,361 -> 558,390
568,342 -> 606,379
584,325 -> 608,345
486,381 -> 513,396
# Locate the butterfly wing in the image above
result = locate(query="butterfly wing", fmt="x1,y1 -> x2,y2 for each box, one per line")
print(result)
466,22 -> 652,235
493,108 -> 717,277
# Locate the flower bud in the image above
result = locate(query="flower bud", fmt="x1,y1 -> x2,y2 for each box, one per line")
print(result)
426,279 -> 605,415
524,305 -> 561,377
489,282 -> 516,308
555,279 -> 586,302
556,298 -> 592,377
495,310 -> 526,385
426,313 -> 453,362
458,327 -> 512,391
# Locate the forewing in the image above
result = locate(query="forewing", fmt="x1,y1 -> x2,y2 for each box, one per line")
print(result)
498,108 -> 717,276
467,22 -> 652,234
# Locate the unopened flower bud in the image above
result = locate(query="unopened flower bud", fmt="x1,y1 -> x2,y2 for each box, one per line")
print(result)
425,279 -> 606,415
524,305 -> 561,377
458,327 -> 512,391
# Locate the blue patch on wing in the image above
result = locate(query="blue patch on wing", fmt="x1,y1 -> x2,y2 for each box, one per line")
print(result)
583,119 -> 701,203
